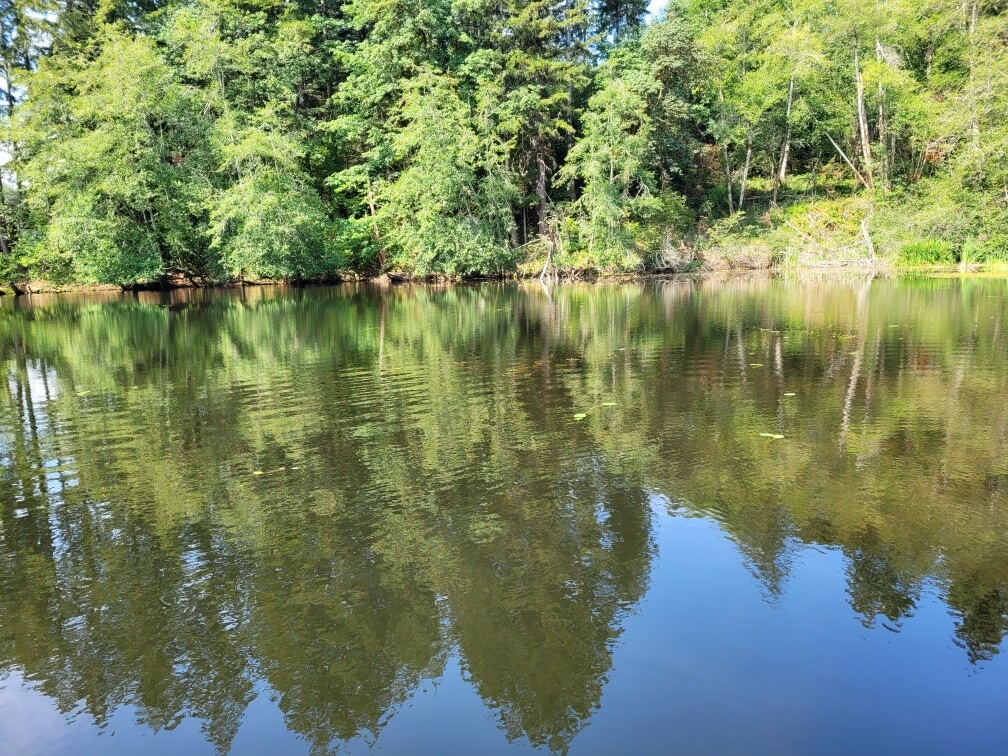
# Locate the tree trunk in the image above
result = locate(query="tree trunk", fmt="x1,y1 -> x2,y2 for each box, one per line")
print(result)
1,19 -> 23,199
861,219 -> 876,260
539,244 -> 553,283
738,132 -> 753,210
724,144 -> 735,214
566,85 -> 576,200
875,38 -> 888,189
968,1 -> 980,153
367,183 -> 384,269
534,134 -> 549,237
854,36 -> 874,189
719,84 -> 734,213
825,132 -> 869,187
772,72 -> 795,205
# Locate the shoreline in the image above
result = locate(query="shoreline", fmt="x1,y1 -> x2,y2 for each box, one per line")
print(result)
4,261 -> 1008,298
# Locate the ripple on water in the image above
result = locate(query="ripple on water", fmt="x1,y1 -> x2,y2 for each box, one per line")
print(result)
0,279 -> 1007,754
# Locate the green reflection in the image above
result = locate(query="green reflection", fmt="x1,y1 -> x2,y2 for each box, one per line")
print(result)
0,277 -> 1006,752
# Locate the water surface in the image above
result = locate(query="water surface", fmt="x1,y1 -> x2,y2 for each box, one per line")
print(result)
1,277 -> 1007,754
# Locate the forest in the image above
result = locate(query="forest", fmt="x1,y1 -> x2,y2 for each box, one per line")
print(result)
0,0 -> 1006,286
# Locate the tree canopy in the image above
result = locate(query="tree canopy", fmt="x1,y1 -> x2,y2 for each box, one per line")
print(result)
0,0 -> 1005,285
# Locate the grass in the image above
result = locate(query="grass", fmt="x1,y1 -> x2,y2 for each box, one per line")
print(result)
693,169 -> 1008,272
899,240 -> 956,266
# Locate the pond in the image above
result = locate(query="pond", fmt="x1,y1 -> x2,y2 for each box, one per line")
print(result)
1,276 -> 1006,754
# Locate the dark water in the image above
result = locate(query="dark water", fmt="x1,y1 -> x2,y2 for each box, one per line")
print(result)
1,277 -> 1007,755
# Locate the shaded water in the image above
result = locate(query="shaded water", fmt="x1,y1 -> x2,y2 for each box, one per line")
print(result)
1,277 -> 1007,754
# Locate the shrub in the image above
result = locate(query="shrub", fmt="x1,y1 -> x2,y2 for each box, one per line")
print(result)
959,237 -> 983,266
899,240 -> 955,266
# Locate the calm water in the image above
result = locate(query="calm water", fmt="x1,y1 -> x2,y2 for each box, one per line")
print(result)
1,277 -> 1007,754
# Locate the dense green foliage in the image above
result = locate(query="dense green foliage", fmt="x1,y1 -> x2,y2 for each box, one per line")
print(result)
0,0 -> 1006,284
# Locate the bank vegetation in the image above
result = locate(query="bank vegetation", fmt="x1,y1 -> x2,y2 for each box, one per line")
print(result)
0,0 -> 1006,289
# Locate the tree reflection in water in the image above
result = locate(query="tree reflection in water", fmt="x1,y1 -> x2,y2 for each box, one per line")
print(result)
0,277 -> 1006,752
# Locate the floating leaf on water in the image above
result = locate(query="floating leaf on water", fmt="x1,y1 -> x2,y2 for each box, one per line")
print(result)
772,434 -> 785,440
574,413 -> 588,420
253,470 -> 264,476
784,392 -> 796,397
599,402 -> 618,407
750,363 -> 764,367
759,432 -> 775,437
